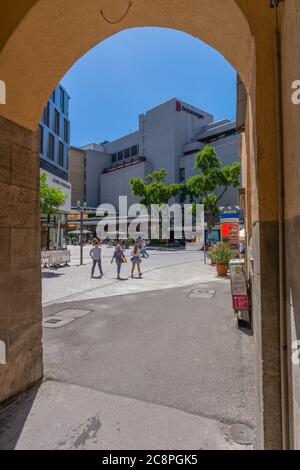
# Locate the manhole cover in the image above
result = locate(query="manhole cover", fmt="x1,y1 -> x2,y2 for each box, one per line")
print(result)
55,309 -> 91,319
45,318 -> 62,324
43,316 -> 74,329
43,309 -> 92,329
188,289 -> 215,299
228,423 -> 255,445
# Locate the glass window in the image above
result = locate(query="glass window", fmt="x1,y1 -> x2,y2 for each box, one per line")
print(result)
118,150 -> 123,161
58,142 -> 64,166
39,125 -> 44,155
112,153 -> 117,163
179,168 -> 185,182
64,119 -> 69,143
47,134 -> 55,160
60,86 -> 65,113
124,148 -> 130,159
51,90 -> 56,103
44,102 -> 50,127
131,145 -> 139,157
54,109 -> 60,136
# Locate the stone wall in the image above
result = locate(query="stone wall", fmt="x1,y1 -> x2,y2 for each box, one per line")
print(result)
0,116 -> 43,402
280,0 -> 300,450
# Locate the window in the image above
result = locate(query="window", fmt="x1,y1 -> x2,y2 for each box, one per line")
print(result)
118,150 -> 124,161
54,109 -> 60,136
112,153 -> 117,163
47,134 -> 55,160
39,125 -> 44,155
179,168 -> 185,182
43,102 -> 50,127
131,145 -> 139,157
64,119 -> 69,143
58,142 -> 64,166
60,86 -> 65,113
51,90 -> 56,103
124,148 -> 130,159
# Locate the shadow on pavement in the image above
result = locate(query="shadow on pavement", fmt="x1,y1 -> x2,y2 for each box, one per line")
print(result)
0,383 -> 40,450
42,272 -> 65,279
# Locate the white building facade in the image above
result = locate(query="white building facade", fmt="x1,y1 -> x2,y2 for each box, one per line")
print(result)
71,98 -> 240,210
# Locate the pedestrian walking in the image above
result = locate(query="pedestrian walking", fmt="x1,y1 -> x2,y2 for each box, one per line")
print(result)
90,239 -> 103,278
141,239 -> 149,258
131,244 -> 142,278
111,243 -> 127,279
240,240 -> 246,256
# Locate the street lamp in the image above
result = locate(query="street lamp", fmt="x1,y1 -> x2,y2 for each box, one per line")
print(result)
77,200 -> 87,266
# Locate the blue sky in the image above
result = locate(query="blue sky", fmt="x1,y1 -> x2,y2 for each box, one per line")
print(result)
61,27 -> 237,148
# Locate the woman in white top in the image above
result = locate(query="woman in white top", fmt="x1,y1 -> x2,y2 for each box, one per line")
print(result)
131,244 -> 142,278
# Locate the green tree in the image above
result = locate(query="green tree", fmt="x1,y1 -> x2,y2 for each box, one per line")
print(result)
40,172 -> 67,250
130,169 -> 182,241
130,169 -> 182,207
186,145 -> 241,239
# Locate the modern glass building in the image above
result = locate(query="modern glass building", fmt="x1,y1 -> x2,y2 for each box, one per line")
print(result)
39,84 -> 72,250
39,84 -> 70,181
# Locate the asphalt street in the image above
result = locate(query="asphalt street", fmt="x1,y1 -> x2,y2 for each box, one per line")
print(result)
0,249 -> 256,450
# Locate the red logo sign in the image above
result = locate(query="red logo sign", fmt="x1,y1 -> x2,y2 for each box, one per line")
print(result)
176,101 -> 182,112
233,295 -> 249,310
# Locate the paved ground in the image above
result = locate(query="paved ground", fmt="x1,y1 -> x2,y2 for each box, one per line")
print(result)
42,245 -> 221,306
0,248 -> 256,450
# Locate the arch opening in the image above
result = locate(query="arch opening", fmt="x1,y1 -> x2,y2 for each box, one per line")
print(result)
1,0 -> 291,452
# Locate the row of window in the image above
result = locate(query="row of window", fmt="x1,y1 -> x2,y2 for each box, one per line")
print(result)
43,103 -> 69,143
51,86 -> 67,114
40,125 -> 68,168
111,144 -> 139,163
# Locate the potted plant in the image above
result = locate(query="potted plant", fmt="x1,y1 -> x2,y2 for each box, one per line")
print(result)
207,245 -> 217,265
212,242 -> 235,277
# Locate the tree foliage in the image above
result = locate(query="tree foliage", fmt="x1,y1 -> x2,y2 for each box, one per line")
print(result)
186,145 -> 241,235
130,169 -> 182,207
129,146 -> 240,242
40,172 -> 67,216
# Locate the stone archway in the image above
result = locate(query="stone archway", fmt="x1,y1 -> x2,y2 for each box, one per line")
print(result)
0,0 -> 284,449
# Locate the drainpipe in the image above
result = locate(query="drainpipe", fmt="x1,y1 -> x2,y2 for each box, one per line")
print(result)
272,0 -> 290,449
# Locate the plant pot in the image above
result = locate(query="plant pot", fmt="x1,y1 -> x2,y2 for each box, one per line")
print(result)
216,263 -> 228,277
